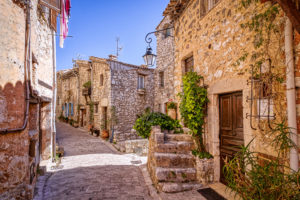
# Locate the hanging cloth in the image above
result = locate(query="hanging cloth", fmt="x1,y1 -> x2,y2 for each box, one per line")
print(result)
59,0 -> 71,48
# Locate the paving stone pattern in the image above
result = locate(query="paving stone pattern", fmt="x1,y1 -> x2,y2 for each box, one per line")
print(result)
37,122 -> 152,200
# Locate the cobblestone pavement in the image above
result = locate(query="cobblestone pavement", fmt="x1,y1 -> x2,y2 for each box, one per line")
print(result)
35,122 -> 151,200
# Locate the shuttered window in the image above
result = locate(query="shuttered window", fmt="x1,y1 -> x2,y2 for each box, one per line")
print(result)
138,75 -> 145,89
100,74 -> 104,86
39,0 -> 60,12
185,56 -> 194,73
71,103 -> 74,116
50,9 -> 58,32
159,71 -> 164,88
200,0 -> 220,17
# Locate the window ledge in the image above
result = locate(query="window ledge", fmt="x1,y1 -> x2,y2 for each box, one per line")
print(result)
137,88 -> 146,95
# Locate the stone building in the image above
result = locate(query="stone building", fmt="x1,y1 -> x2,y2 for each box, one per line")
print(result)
56,55 -> 155,142
160,0 -> 300,184
154,16 -> 176,115
0,0 -> 58,198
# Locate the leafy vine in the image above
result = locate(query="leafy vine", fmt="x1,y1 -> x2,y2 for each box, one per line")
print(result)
179,72 -> 211,157
224,1 -> 300,199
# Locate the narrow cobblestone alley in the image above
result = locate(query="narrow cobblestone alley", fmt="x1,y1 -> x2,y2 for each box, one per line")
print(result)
35,122 -> 151,200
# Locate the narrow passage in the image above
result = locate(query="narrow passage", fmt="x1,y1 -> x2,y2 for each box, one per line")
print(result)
38,122 -> 151,200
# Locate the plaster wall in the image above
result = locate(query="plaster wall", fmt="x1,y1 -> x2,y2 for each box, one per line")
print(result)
0,0 -> 55,198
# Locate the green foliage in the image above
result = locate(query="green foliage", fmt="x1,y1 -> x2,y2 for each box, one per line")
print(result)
58,114 -> 64,121
192,149 -> 213,159
88,101 -> 94,123
224,139 -> 300,200
69,119 -> 74,126
167,102 -> 177,110
179,72 -> 209,152
83,81 -> 91,88
224,1 -> 300,199
133,111 -> 183,139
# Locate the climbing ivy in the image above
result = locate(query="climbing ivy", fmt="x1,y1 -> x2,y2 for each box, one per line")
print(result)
88,101 -> 94,123
179,72 -> 210,156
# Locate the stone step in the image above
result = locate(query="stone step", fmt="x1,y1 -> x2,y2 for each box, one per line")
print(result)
158,182 -> 203,193
153,152 -> 195,168
155,141 -> 195,154
155,167 -> 197,182
165,134 -> 193,142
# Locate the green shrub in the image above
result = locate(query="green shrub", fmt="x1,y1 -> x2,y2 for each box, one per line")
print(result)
167,102 -> 177,110
224,140 -> 300,200
83,81 -> 91,88
192,149 -> 213,159
133,111 -> 182,139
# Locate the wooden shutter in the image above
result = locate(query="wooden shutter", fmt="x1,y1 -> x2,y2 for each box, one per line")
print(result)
49,9 -> 58,32
71,103 -> 73,116
185,56 -> 194,73
39,0 -> 60,12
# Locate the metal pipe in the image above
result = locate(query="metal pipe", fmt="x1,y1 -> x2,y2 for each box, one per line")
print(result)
285,17 -> 299,171
0,0 -> 31,134
145,27 -> 174,47
51,30 -> 57,162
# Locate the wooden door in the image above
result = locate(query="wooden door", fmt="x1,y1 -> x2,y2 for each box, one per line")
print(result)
219,92 -> 244,184
81,109 -> 86,127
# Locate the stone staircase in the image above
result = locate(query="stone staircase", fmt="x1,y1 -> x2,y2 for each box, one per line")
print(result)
148,127 -> 202,193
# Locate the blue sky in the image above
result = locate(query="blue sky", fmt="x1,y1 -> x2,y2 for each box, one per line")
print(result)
56,0 -> 169,71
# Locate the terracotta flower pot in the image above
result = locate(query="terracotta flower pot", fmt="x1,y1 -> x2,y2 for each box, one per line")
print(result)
101,130 -> 109,139
167,109 -> 177,120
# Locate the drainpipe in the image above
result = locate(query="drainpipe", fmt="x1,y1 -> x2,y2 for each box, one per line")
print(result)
51,30 -> 57,162
89,61 -> 93,126
285,17 -> 299,172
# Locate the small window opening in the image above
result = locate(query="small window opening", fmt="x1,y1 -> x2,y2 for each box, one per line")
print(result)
138,75 -> 145,89
159,71 -> 164,88
184,56 -> 194,73
100,74 -> 104,86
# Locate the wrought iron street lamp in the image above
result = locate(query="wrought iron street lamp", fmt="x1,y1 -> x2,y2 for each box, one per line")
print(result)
143,27 -> 174,67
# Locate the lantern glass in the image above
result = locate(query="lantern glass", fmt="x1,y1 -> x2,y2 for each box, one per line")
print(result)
143,47 -> 157,66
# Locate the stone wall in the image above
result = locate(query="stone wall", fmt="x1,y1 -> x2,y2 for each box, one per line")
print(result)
90,57 -> 111,131
57,57 -> 155,142
0,0 -> 55,198
110,61 -> 155,141
166,0 -> 300,181
56,68 -> 79,123
78,60 -> 91,129
154,16 -> 176,114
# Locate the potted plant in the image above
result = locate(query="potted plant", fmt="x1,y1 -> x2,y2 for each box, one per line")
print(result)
167,101 -> 177,120
100,120 -> 109,139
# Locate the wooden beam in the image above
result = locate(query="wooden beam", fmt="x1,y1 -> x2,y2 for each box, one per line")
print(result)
275,0 -> 300,33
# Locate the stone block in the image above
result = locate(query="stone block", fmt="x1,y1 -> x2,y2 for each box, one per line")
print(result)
155,167 -> 197,182
195,158 -> 214,185
153,153 -> 195,168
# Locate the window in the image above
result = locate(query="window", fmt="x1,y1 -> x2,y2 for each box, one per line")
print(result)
100,74 -> 104,86
71,103 -> 74,116
200,0 -> 220,17
138,75 -> 145,89
164,27 -> 172,38
159,71 -> 164,87
184,56 -> 194,73
95,104 -> 98,113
